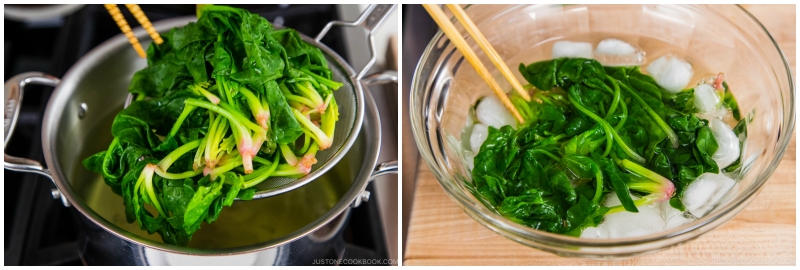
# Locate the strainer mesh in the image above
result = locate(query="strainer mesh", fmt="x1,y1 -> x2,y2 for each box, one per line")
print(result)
251,52 -> 357,192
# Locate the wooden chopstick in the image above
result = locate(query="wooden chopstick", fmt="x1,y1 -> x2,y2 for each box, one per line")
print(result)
125,4 -> 163,45
105,4 -> 146,58
105,4 -> 163,58
422,4 -> 525,124
446,4 -> 530,102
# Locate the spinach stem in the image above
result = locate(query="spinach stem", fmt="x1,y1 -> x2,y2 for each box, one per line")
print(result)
271,163 -> 314,177
298,133 -> 312,154
252,156 -> 272,165
193,135 -> 208,170
157,139 -> 202,171
208,155 -> 243,179
593,171 -> 603,204
294,82 -> 324,109
242,154 -> 280,188
292,107 -> 333,149
536,93 -> 555,107
215,75 -> 228,103
168,104 -> 196,138
143,164 -> 166,217
605,76 -> 621,119
279,143 -> 298,165
218,103 -> 263,132
568,91 -> 646,163
614,98 -> 628,131
211,120 -> 231,162
204,113 -> 222,167
531,149 -> 561,162
605,194 -> 660,215
284,92 -> 318,109
321,98 -> 338,139
190,82 -> 220,104
510,95 -> 534,122
240,85 -> 271,130
618,82 -> 680,148
300,68 -> 344,89
185,98 -> 258,173
154,168 -> 202,180
618,159 -> 675,201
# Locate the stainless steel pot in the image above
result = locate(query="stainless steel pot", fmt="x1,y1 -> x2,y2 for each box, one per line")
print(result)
4,8 -> 397,265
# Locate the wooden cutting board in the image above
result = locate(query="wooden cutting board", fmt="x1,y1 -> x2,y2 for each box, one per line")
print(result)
403,5 -> 796,266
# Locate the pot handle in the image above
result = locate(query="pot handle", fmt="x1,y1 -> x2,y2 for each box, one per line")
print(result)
315,4 -> 397,80
355,69 -> 397,207
369,160 -> 398,181
4,72 -> 60,180
360,43 -> 398,180
362,70 -> 398,87
351,161 -> 398,208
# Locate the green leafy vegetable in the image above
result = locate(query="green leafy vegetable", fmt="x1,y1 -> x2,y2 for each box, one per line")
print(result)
472,57 -> 736,236
83,5 -> 343,246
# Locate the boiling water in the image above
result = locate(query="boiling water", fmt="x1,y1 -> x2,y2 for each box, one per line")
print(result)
71,112 -> 346,249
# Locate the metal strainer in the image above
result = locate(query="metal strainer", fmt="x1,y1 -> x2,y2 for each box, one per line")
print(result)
122,5 -> 397,199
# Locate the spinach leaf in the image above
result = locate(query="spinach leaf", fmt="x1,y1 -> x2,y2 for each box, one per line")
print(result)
518,58 -> 565,91
183,175 -> 224,234
82,5 -> 344,246
563,125 -> 605,156
673,89 -> 695,114
471,56 -> 743,237
722,82 -> 741,120
263,81 -> 303,143
669,164 -> 704,211
564,196 -> 609,236
598,158 -> 637,212
723,118 -> 747,173
694,126 -> 720,173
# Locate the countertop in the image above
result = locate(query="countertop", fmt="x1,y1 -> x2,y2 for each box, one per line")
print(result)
403,4 -> 796,266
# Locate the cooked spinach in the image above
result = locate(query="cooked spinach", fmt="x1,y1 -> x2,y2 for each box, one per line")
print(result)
83,5 -> 342,246
470,57 -> 741,235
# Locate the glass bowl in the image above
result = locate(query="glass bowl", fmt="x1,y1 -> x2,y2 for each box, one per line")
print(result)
410,4 -> 794,258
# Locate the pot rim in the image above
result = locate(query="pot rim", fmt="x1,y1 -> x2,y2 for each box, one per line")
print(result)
41,16 -> 382,255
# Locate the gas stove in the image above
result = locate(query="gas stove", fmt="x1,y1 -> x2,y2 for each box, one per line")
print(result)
4,4 -> 397,265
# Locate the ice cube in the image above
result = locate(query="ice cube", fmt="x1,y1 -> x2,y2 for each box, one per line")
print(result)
476,95 -> 517,129
470,123 -> 489,153
580,193 -> 700,239
660,202 -> 695,230
695,107 -> 730,122
580,226 -> 608,239
464,151 -> 476,171
595,38 -> 636,55
593,38 -> 644,67
693,84 -> 720,112
603,190 -> 623,206
709,118 -> 740,169
681,176 -> 718,214
681,173 -> 737,217
594,193 -> 666,238
646,55 -> 693,94
552,40 -> 593,59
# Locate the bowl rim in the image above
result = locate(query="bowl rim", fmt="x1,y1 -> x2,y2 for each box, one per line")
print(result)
410,3 -> 795,251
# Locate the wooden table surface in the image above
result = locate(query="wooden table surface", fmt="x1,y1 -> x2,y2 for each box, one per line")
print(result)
403,5 -> 796,266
